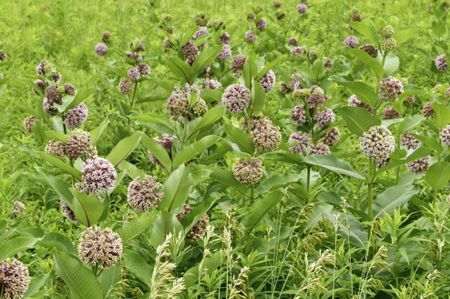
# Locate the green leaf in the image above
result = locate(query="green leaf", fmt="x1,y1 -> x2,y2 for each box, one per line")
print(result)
373,183 -> 418,218
255,56 -> 284,80
149,211 -> 183,248
336,106 -> 380,136
70,189 -> 105,227
224,124 -> 254,154
99,262 -> 121,295
165,56 -> 194,83
107,133 -> 142,166
336,80 -> 378,106
36,168 -> 74,203
201,88 -> 223,103
118,160 -> 146,179
398,114 -> 424,134
243,57 -> 258,89
118,214 -> 155,243
184,251 -> 224,287
191,46 -> 222,77
210,168 -> 248,194
38,152 -> 81,179
383,53 -> 400,74
425,161 -> 450,190
159,165 -> 193,212
179,196 -> 218,232
351,20 -> 379,45
242,191 -> 282,233
186,106 -> 225,141
141,134 -> 172,172
54,251 -> 103,299
304,154 -> 365,179
23,274 -> 49,298
38,232 -> 77,255
252,81 -> 266,114
134,114 -> 176,135
124,251 -> 152,288
172,135 -> 220,168
90,119 -> 109,145
0,236 -> 41,259
67,88 -> 94,110
432,102 -> 450,129
348,48 -> 383,80
255,173 -> 301,196
394,27 -> 420,44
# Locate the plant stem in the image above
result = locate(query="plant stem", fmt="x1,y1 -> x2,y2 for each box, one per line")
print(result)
130,81 -> 139,111
367,159 -> 374,218
306,166 -> 311,194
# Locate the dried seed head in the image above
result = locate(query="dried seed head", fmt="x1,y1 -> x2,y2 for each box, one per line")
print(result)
78,226 -> 122,268
233,158 -> 264,185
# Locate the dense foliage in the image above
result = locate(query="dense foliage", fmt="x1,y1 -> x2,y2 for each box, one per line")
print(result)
0,0 -> 449,298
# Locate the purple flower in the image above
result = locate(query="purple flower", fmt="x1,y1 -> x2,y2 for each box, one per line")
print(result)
440,125 -> 450,146
219,44 -> 232,61
176,204 -> 209,241
291,104 -> 306,125
128,67 -> 141,81
138,64 -> 151,77
0,259 -> 30,298
231,55 -> 247,74
435,54 -> 448,72
78,156 -> 116,194
78,226 -> 122,268
344,36 -> 359,48
233,158 -> 264,185
289,132 -> 310,153
314,108 -> 335,127
64,103 -> 88,128
95,43 -> 108,56
245,30 -> 256,43
259,70 -> 276,92
378,76 -> 404,101
296,3 -> 308,13
127,176 -> 163,212
222,84 -> 251,113
256,19 -> 267,30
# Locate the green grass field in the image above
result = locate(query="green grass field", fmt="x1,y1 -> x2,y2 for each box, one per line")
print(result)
0,0 -> 449,298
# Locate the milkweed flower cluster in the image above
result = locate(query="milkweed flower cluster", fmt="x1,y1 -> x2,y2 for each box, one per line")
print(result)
259,70 -> 276,92
127,176 -> 164,212
60,200 -> 77,223
0,259 -> 30,299
78,226 -> 122,268
181,42 -> 199,65
231,55 -> 247,74
344,36 -> 359,48
12,201 -> 25,218
23,115 -> 39,132
64,103 -> 88,128
65,129 -> 96,160
251,116 -> 281,152
347,94 -> 372,112
222,84 -> 251,113
382,106 -> 399,120
360,126 -> 396,164
45,139 -> 66,159
422,102 -> 435,118
245,30 -> 256,43
435,54 -> 448,72
378,76 -> 404,101
296,3 -> 308,14
400,133 -> 421,150
440,125 -> 450,146
233,157 -> 264,185
407,157 -> 431,174
167,84 -> 208,121
176,204 -> 210,241
77,156 -> 116,194
360,44 -> 378,58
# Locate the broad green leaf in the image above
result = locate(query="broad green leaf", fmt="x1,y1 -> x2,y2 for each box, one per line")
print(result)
118,160 -> 146,179
210,168 -> 248,194
38,152 -> 81,179
242,191 -> 282,233
118,214 -> 155,243
336,106 -> 380,136
66,88 -> 94,110
149,211 -> 183,248
0,236 -> 41,259
348,48 -> 383,80
107,133 -> 142,166
38,232 -> 76,255
159,165 -> 192,212
36,168 -> 74,203
186,106 -> 226,140
134,114 -> 176,135
23,274 -> 49,298
99,262 -> 121,295
373,183 -> 418,218
255,56 -> 284,80
141,134 -> 172,172
256,173 -> 301,196
165,56 -> 194,83
172,135 -> 220,168
383,53 -> 400,74
179,195 -> 219,232
224,124 -> 254,154
305,203 -> 333,231
54,251 -> 103,299
394,27 -> 420,43
124,251 -> 152,287
398,114 -> 424,134
243,57 -> 258,89
90,119 -> 109,145
351,20 -> 379,45
191,46 -> 222,77
252,81 -> 266,114
304,154 -> 365,179
432,102 -> 450,129
425,161 -> 450,190
201,88 -> 223,103
336,80 -> 378,106
70,189 -> 105,227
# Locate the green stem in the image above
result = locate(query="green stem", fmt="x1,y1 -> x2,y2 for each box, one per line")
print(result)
250,185 -> 254,203
306,166 -> 311,194
130,81 -> 139,111
367,160 -> 374,219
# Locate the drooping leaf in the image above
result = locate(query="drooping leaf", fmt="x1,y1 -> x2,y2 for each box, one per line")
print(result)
165,56 -> 194,83
191,46 -> 222,77
252,81 -> 266,114
118,214 -> 155,243
336,106 -> 380,136
224,124 -> 254,154
425,161 -> 450,190
159,165 -> 192,212
107,133 -> 142,166
304,154 -> 365,179
373,183 -> 418,218
149,211 -> 183,248
172,135 -> 220,168
38,152 -> 81,179
90,119 -> 109,145
124,251 -> 152,288
141,134 -> 172,172
0,236 -> 42,259
242,191 -> 282,233
348,48 -> 383,80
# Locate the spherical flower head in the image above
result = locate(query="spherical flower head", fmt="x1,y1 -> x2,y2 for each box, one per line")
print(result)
422,101 -> 435,118
381,25 -> 395,38
191,98 -> 208,118
259,70 -> 276,93
162,38 -> 173,52
33,79 -> 46,92
289,132 -> 310,153
64,103 -> 88,128
280,81 -> 291,94
36,60 -> 52,77
360,126 -> 396,162
65,129 -> 95,160
45,85 -> 62,104
344,36 -> 359,48
0,52 -> 8,62
43,97 -> 58,116
352,9 -> 362,21
251,116 -> 281,152
296,3 -> 308,13
127,51 -> 142,61
256,19 -> 267,30
119,79 -> 133,95
167,87 -> 189,120
102,31 -> 110,43
407,157 -> 430,174
245,30 -> 256,43
127,67 -> 140,81
78,226 -> 122,269
382,106 -> 400,120
307,90 -> 327,109
440,125 -> 450,146
176,204 -> 209,241
12,201 -> 25,218
291,104 -> 306,125
324,58 -> 333,70
308,143 -> 330,156
127,176 -> 163,212
60,200 -> 77,223
95,43 -> 108,56
45,139 -> 66,158
290,73 -> 304,91
291,46 -> 306,56
219,44 -> 232,61
314,108 -> 336,127
323,127 -> 340,146
49,71 -> 62,84
380,38 -> 397,52
360,44 -> 378,58
233,157 -> 264,185
78,157 -> 116,194
194,26 -> 208,39
138,64 -> 151,77
181,42 -> 199,65
288,37 -> 298,46
378,76 -> 404,101
222,84 -> 251,113
0,259 -> 30,298
231,55 -> 247,74
23,115 -> 39,132
64,83 -> 76,96
435,54 -> 448,72
203,79 -> 222,89
400,133 -> 421,150
220,32 -> 231,44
